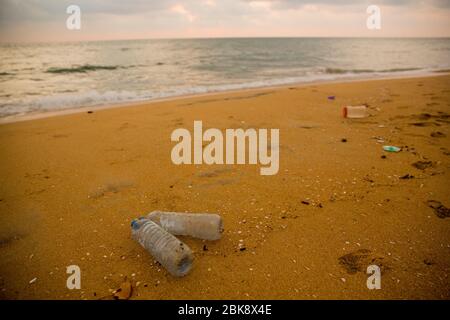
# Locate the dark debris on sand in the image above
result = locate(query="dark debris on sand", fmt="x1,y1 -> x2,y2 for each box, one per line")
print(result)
427,200 -> 450,219
431,131 -> 446,138
339,249 -> 389,274
412,161 -> 434,170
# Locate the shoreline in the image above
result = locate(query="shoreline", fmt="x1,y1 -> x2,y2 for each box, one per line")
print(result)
1,71 -> 448,125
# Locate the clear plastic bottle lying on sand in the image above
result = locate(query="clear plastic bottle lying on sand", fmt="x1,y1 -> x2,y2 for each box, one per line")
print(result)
131,217 -> 193,277
342,105 -> 368,118
147,211 -> 224,241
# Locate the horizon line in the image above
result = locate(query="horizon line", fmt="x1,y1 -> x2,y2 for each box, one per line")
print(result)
1,35 -> 450,45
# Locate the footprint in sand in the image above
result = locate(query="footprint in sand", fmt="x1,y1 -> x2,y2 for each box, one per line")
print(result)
440,147 -> 450,156
197,178 -> 238,188
88,180 -> 134,199
338,249 -> 389,275
408,113 -> 450,127
118,122 -> 136,131
426,200 -> 450,219
430,131 -> 446,138
409,122 -> 437,127
197,168 -> 231,178
196,168 -> 238,188
412,161 -> 435,170
0,233 -> 24,248
52,134 -> 70,138
172,118 -> 184,126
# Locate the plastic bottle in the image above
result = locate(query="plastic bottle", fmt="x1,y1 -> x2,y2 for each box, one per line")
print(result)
131,217 -> 193,277
147,211 -> 224,241
342,105 -> 367,118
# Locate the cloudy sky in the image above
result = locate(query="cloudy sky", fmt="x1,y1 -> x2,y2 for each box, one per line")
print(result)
0,0 -> 449,42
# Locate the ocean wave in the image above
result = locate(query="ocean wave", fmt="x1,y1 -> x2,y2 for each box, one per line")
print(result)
120,47 -> 142,51
325,67 -> 422,75
380,67 -> 422,73
33,90 -> 149,108
0,66 -> 441,118
434,69 -> 450,73
46,64 -> 120,74
0,90 -> 150,118
325,68 -> 375,74
325,67 -> 421,75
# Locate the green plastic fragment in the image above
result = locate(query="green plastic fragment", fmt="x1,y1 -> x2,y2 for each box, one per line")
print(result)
383,146 -> 401,152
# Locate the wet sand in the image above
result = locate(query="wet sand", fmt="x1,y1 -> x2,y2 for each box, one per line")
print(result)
0,75 -> 449,299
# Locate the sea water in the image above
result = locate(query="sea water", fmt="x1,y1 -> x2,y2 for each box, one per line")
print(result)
0,38 -> 449,118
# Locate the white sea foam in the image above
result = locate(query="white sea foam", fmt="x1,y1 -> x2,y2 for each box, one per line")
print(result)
0,67 -> 443,118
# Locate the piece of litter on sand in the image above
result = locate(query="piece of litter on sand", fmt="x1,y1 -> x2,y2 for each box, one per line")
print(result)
113,281 -> 133,300
383,146 -> 401,152
328,96 -> 335,100
343,105 -> 368,118
131,218 -> 193,277
147,211 -> 224,241
372,136 -> 385,144
29,278 -> 37,284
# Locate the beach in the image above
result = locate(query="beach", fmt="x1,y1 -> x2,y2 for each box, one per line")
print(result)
0,74 -> 449,299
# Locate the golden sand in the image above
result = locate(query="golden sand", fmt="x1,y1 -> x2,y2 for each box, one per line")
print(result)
0,75 -> 449,299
